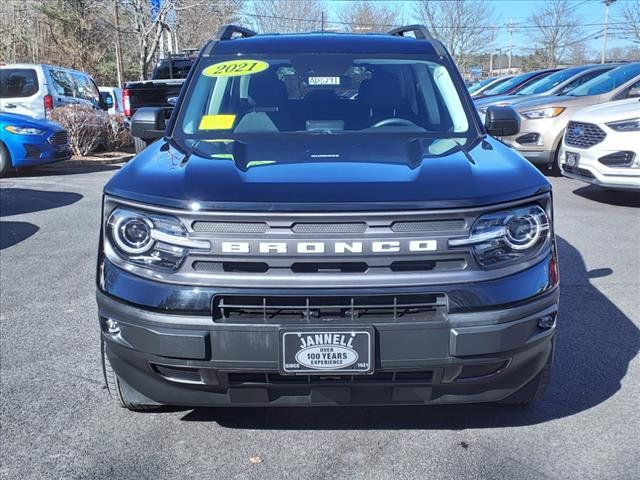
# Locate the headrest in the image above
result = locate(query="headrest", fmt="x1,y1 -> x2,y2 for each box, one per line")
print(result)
358,70 -> 402,108
248,72 -> 288,107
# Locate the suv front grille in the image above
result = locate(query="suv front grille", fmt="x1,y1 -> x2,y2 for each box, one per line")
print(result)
565,121 -> 606,149
213,293 -> 448,323
48,131 -> 69,146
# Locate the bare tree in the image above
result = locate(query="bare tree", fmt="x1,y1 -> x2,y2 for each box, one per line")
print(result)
413,1 -> 497,72
337,1 -> 401,33
527,0 -> 584,68
621,0 -> 640,43
246,0 -> 327,33
175,0 -> 243,51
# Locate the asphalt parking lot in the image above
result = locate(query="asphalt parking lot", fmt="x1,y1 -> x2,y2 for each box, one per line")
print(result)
1,163 -> 638,480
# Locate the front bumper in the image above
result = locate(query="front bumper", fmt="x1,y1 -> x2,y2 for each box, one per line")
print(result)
559,146 -> 640,191
98,276 -> 558,406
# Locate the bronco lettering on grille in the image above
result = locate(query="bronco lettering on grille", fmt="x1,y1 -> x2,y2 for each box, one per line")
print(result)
220,240 -> 437,254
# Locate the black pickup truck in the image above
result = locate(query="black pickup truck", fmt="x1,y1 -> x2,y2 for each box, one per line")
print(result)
123,54 -> 194,152
98,25 -> 558,410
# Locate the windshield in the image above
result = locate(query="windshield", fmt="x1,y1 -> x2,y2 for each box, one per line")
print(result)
483,71 -> 543,96
517,67 -> 585,95
177,55 -> 472,138
468,77 -> 495,93
568,63 -> 640,96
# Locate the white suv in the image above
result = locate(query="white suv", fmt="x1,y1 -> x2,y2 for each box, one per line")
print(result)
559,98 -> 640,191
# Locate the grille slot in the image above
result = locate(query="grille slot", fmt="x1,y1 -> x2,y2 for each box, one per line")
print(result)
391,220 -> 465,232
192,221 -> 268,233
291,262 -> 368,273
563,165 -> 595,178
153,365 -> 203,384
292,222 -> 367,234
598,151 -> 635,168
565,121 -> 606,149
213,293 -> 448,323
48,131 -> 69,145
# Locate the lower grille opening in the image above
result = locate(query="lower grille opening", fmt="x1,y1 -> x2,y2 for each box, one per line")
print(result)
223,262 -> 269,273
598,151 -> 635,168
291,262 -> 368,273
213,293 -> 448,323
227,371 -> 432,386
153,364 -> 203,384
563,165 -> 595,178
390,259 -> 466,272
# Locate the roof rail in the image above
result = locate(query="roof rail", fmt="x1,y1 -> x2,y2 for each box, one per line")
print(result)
388,24 -> 447,57
388,25 -> 435,41
216,25 -> 257,41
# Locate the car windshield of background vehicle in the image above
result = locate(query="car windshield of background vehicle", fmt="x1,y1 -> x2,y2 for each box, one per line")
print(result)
483,72 -> 537,95
517,67 -> 585,95
567,63 -> 640,96
468,77 -> 494,93
178,55 -> 471,138
0,69 -> 39,98
153,60 -> 193,79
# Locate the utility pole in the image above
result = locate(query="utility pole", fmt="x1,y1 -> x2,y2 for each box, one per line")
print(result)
601,0 -> 617,64
508,20 -> 514,73
113,0 -> 124,88
489,51 -> 494,76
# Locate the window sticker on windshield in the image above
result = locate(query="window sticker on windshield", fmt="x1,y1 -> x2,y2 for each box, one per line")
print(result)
199,114 -> 236,130
202,60 -> 269,77
308,76 -> 341,86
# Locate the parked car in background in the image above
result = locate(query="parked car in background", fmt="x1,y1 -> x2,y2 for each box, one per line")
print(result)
0,64 -> 108,119
468,75 -> 513,98
476,64 -> 618,117
495,62 -> 640,171
0,111 -> 71,175
559,98 -> 640,190
472,69 -> 559,99
123,53 -> 195,152
99,86 -> 124,115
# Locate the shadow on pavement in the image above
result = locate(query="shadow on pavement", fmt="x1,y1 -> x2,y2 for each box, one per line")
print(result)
0,221 -> 39,250
0,188 -> 82,217
180,236 -> 639,429
573,185 -> 640,208
3,163 -> 121,178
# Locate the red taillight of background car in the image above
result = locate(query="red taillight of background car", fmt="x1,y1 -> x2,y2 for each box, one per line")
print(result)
43,94 -> 53,117
123,89 -> 131,117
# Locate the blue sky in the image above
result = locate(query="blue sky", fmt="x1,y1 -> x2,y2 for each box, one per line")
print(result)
325,0 -> 636,55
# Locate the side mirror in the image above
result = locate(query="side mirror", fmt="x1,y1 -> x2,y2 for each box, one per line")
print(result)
99,92 -> 113,110
484,106 -> 520,137
130,107 -> 166,141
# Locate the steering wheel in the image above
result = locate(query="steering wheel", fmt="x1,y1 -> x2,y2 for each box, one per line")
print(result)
371,118 -> 417,128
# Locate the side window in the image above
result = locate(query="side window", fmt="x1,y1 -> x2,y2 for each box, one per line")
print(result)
49,69 -> 77,97
72,73 -> 100,103
0,69 -> 39,98
623,80 -> 640,99
560,70 -> 607,95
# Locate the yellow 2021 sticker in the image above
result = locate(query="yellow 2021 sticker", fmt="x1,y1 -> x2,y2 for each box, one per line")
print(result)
202,59 -> 269,77
199,114 -> 236,130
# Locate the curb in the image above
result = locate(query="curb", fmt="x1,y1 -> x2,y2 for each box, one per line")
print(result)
55,153 -> 134,168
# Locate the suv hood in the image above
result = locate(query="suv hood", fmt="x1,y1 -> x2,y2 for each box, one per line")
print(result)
475,93 -> 541,109
572,98 -> 640,122
105,135 -> 550,211
512,94 -> 606,112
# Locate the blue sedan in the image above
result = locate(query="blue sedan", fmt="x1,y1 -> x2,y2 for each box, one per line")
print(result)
0,112 -> 71,176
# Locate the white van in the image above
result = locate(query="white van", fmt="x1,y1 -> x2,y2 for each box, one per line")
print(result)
98,86 -> 124,115
0,64 -> 107,119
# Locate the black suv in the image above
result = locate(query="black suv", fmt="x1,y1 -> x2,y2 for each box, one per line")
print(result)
97,25 -> 558,410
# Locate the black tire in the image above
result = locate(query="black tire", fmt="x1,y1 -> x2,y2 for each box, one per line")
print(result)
133,136 -> 149,153
0,142 -> 11,177
101,340 -> 159,411
499,347 -> 553,405
548,141 -> 563,177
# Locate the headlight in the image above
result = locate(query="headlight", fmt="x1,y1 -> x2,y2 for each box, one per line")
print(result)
106,207 -> 209,271
520,107 -> 565,119
606,117 -> 640,132
4,125 -> 46,135
449,204 -> 551,268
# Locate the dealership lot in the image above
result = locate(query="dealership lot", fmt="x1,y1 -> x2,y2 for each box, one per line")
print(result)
0,165 -> 638,480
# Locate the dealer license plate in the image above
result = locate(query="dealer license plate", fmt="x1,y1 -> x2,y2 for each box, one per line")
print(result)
281,329 -> 373,374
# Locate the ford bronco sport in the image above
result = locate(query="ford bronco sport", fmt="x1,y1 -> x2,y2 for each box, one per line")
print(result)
97,25 -> 559,410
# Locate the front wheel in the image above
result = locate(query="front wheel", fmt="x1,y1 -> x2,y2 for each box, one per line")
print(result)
0,143 -> 11,177
500,346 -> 553,405
133,136 -> 149,154
101,340 -> 159,411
